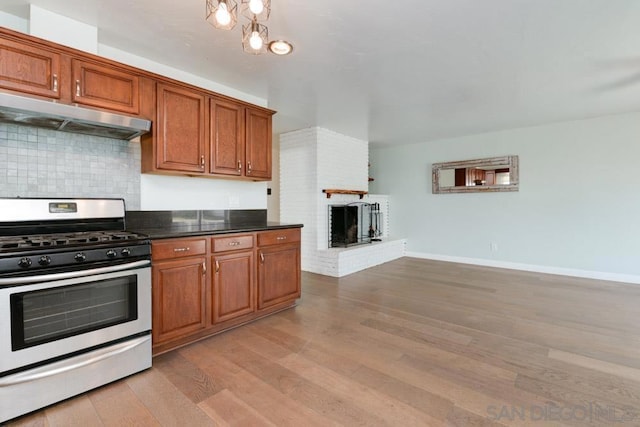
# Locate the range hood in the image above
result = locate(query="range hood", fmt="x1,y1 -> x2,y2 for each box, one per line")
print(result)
0,92 -> 151,140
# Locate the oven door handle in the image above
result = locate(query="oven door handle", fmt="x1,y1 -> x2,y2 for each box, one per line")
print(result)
0,335 -> 150,387
0,260 -> 151,286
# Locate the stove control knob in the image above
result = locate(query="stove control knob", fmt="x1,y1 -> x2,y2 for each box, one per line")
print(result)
38,256 -> 52,266
74,253 -> 87,262
106,249 -> 117,258
121,248 -> 131,257
18,257 -> 32,268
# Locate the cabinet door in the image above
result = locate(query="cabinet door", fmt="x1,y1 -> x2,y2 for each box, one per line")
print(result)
0,38 -> 61,98
210,98 -> 244,176
212,251 -> 255,323
257,243 -> 301,310
152,257 -> 207,344
245,108 -> 272,180
71,59 -> 140,114
156,83 -> 206,172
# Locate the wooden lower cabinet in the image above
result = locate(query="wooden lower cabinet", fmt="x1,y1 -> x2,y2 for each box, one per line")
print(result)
257,243 -> 301,310
151,228 -> 301,355
152,256 -> 208,344
212,250 -> 255,323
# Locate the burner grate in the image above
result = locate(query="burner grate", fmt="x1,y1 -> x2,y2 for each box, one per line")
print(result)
0,231 -> 146,252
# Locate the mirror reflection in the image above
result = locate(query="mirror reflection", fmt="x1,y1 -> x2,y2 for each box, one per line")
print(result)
432,156 -> 519,194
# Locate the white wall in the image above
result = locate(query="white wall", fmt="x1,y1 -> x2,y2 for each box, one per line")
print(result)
370,112 -> 640,280
141,175 -> 266,210
0,11 -> 27,32
267,136 -> 280,221
29,6 -> 97,53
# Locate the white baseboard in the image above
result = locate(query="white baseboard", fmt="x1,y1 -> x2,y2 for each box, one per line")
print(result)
405,251 -> 640,285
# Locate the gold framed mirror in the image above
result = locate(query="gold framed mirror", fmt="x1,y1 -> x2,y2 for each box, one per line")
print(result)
432,155 -> 519,194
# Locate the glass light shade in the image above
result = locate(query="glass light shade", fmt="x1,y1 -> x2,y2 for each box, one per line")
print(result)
206,0 -> 238,30
249,0 -> 263,14
242,20 -> 268,54
268,40 -> 293,55
241,0 -> 270,21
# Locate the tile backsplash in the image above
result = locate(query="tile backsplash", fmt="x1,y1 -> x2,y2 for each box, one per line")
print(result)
0,123 -> 141,209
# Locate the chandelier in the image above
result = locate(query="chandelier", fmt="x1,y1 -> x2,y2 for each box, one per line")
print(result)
206,0 -> 293,55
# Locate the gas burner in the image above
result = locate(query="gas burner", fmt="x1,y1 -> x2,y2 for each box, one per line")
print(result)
0,231 -> 147,252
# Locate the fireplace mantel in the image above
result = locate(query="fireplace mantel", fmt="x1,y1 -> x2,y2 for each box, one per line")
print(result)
322,189 -> 368,199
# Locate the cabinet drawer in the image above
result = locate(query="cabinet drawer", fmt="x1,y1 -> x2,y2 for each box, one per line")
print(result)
212,234 -> 254,252
257,228 -> 300,247
152,238 -> 206,261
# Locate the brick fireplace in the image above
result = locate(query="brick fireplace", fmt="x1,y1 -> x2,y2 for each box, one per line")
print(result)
279,127 -> 405,277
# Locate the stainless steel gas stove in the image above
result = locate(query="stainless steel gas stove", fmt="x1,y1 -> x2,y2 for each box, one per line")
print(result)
0,198 -> 152,423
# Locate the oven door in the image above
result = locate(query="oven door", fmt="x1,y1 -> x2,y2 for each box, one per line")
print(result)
0,261 -> 151,376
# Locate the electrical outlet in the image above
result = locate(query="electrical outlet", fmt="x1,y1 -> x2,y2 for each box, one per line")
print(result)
490,242 -> 498,252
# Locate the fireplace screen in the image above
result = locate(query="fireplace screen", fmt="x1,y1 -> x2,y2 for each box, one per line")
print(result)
328,203 -> 381,248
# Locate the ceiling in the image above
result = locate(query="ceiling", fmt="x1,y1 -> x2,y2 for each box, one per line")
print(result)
3,1 -> 640,146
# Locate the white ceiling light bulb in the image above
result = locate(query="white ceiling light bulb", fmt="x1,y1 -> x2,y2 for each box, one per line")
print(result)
249,30 -> 263,50
215,2 -> 231,26
248,0 -> 264,15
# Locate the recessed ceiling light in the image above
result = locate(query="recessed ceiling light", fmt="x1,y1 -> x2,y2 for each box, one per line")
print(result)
268,40 -> 293,55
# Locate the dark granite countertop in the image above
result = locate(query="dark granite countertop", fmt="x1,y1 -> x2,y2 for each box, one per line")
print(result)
125,209 -> 302,240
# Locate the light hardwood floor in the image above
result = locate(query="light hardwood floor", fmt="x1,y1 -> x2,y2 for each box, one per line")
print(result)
7,257 -> 640,426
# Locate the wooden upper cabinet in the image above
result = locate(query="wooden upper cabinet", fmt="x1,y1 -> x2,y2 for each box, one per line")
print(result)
71,59 -> 140,114
0,38 -> 61,98
245,107 -> 272,180
210,98 -> 244,176
156,82 -> 206,173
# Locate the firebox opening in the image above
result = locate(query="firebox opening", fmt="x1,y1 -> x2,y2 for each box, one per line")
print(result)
329,203 -> 373,248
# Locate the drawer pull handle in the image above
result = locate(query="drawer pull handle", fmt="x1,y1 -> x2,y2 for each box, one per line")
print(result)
200,155 -> 205,168
260,252 -> 264,263
247,161 -> 252,174
52,74 -> 58,92
202,261 -> 207,275
173,247 -> 190,252
75,80 -> 81,97
237,160 -> 242,172
228,241 -> 240,246
276,236 -> 287,240
215,259 -> 220,273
